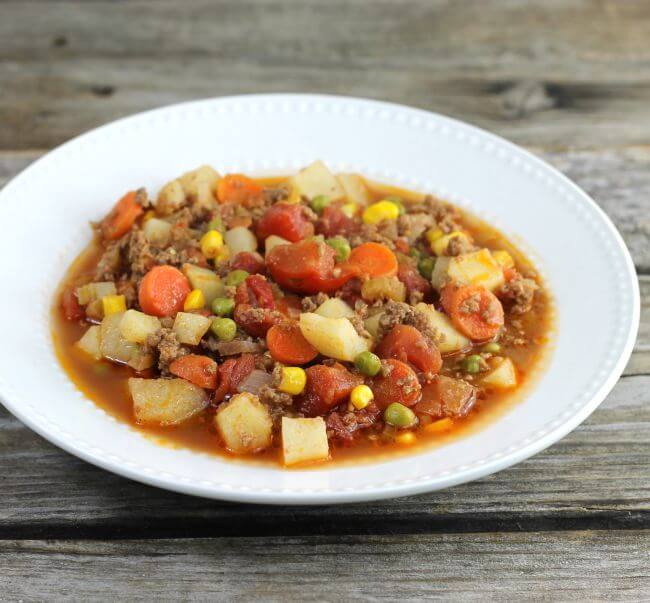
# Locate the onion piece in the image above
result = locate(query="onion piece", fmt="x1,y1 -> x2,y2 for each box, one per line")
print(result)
214,340 -> 265,356
237,369 -> 273,394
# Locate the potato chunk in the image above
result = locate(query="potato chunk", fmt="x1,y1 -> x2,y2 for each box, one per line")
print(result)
173,312 -> 212,345
129,378 -> 209,426
314,297 -> 355,319
182,263 -> 224,304
281,417 -> 329,466
119,309 -> 161,344
225,226 -> 258,256
415,303 -> 470,354
447,249 -> 505,292
290,160 -> 344,201
143,217 -> 172,246
100,312 -> 153,371
299,313 -> 369,362
214,392 -> 273,454
336,173 -> 370,206
179,165 -> 221,207
76,282 -> 116,305
76,325 -> 102,360
482,358 -> 518,389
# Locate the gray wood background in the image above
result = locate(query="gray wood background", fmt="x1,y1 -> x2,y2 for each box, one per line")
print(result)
1,1 -> 649,600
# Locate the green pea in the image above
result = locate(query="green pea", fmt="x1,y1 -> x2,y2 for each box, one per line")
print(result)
418,256 -> 436,280
211,317 -> 237,341
207,215 -> 224,234
384,403 -> 417,429
408,248 -> 422,261
463,354 -> 482,374
225,269 -> 249,287
482,342 -> 501,354
384,196 -> 406,216
310,195 -> 331,214
325,236 -> 351,262
211,297 -> 235,317
354,351 -> 382,377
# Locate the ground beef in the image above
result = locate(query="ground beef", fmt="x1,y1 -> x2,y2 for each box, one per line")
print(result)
397,213 -> 435,243
350,220 -> 400,249
262,186 -> 289,205
301,292 -> 330,312
93,241 -> 122,281
258,384 -> 292,408
447,235 -> 475,256
145,327 -> 188,374
326,404 -> 382,444
349,314 -> 371,339
409,195 -> 463,233
498,274 -> 538,315
116,278 -> 137,308
377,300 -> 442,346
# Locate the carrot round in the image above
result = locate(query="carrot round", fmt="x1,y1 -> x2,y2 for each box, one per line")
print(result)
442,284 -> 504,341
102,190 -> 144,240
267,322 -> 318,365
345,242 -> 398,278
217,174 -> 263,205
169,355 -> 219,389
138,265 -> 191,317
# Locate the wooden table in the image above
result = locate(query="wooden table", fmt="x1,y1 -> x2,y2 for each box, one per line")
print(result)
1,1 -> 649,599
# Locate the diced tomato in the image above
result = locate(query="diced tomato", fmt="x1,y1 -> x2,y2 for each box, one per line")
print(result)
169,355 -> 219,389
231,251 -> 265,275
213,354 -> 256,402
375,324 -> 442,376
61,287 -> 84,321
256,203 -> 314,243
416,375 -> 477,419
397,261 -> 432,300
235,275 -> 275,309
316,202 -> 357,238
370,359 -> 421,409
299,364 -> 363,417
233,305 -> 283,337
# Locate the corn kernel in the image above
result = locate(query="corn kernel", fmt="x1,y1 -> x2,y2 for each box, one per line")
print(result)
425,228 -> 444,244
102,294 -> 126,316
362,200 -> 400,225
432,231 -> 470,256
200,230 -> 224,259
395,432 -> 417,446
214,244 -> 231,265
142,210 -> 156,223
341,202 -> 359,218
424,418 -> 454,433
492,250 -> 515,269
278,367 -> 307,395
183,288 -> 205,311
350,384 -> 374,410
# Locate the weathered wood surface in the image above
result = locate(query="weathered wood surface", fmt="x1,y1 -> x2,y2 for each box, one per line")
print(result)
2,532 -> 650,602
3,1 -> 650,150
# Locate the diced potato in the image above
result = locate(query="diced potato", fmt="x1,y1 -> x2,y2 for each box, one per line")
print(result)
179,165 -> 221,208
415,303 -> 470,354
430,257 -> 451,291
119,309 -> 161,344
364,311 -> 384,339
290,160 -> 344,201
100,313 -> 153,370
76,282 -> 117,305
315,297 -> 355,319
214,392 -> 273,454
281,417 -> 329,466
129,378 -> 209,426
482,358 -> 518,389
182,263 -> 225,304
85,299 -> 104,321
337,173 -> 370,206
265,234 -> 291,255
299,313 -> 369,362
224,226 -> 258,256
361,276 -> 406,303
157,179 -> 185,216
143,217 -> 172,246
76,325 -> 102,360
447,249 -> 505,292
173,312 -> 212,345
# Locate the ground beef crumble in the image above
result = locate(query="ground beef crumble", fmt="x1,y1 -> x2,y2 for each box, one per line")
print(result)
145,327 -> 188,374
498,274 -> 538,315
326,404 -> 381,444
377,300 -> 443,346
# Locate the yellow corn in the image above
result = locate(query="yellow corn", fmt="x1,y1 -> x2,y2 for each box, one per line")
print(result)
425,228 -> 444,245
142,210 -> 156,223
341,202 -> 359,218
395,432 -> 417,446
492,250 -> 515,270
200,230 -> 224,259
278,367 -> 307,395
102,294 -> 126,316
214,244 -> 230,264
362,200 -> 399,225
432,231 -> 470,256
424,417 -> 454,433
183,288 -> 205,311
350,384 -> 374,410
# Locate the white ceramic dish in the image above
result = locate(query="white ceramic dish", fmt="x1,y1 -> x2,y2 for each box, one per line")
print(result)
0,94 -> 639,504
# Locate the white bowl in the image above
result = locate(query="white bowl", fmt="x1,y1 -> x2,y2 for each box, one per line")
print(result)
0,94 -> 639,504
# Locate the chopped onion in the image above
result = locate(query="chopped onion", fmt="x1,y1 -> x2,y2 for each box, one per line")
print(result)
237,369 -> 273,394
215,340 -> 265,356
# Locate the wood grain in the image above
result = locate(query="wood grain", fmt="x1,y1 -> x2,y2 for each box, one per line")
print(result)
2,532 -> 649,601
3,1 -> 650,149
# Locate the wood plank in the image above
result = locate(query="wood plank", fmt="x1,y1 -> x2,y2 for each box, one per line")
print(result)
2,532 -> 649,601
3,1 -> 650,149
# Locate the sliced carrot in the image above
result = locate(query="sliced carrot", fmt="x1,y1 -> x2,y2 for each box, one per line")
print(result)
102,190 -> 144,240
345,242 -> 398,278
267,322 -> 318,365
169,355 -> 219,389
443,284 -> 504,341
217,174 -> 263,205
138,265 -> 191,317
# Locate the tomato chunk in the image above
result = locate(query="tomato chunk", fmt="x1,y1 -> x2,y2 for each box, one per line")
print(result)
233,305 -> 283,337
370,359 -> 421,409
316,202 -> 357,238
235,275 -> 275,309
256,203 -> 314,243
61,287 -> 84,321
213,354 -> 256,402
416,375 -> 477,419
375,324 -> 442,376
169,355 -> 219,389
397,261 -> 432,300
231,251 -> 265,275
299,364 -> 363,417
